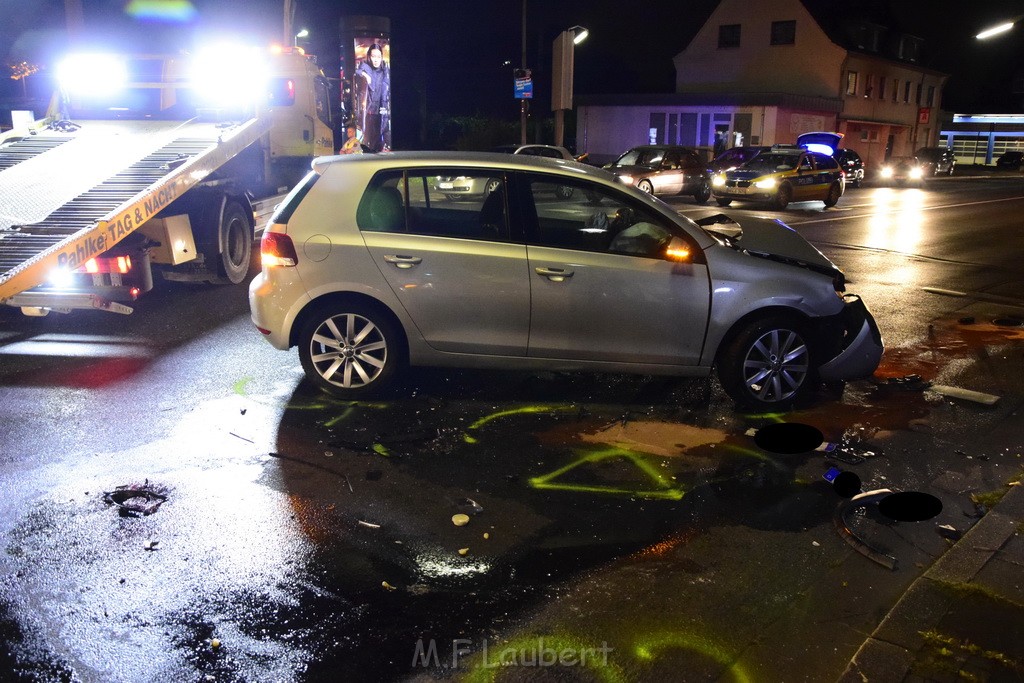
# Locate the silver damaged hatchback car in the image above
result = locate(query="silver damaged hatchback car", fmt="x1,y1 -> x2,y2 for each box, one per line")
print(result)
249,152 -> 883,410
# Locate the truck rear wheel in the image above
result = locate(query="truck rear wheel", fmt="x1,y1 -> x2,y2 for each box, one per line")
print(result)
206,200 -> 252,284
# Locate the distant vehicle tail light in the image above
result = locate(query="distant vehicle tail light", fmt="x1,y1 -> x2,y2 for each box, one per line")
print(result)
261,231 -> 298,267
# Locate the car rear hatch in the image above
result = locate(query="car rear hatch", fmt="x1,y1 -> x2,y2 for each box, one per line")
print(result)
797,132 -> 843,155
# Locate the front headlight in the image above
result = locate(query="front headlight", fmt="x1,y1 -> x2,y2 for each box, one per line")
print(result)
617,175 -> 634,185
909,167 -> 923,179
57,54 -> 128,96
753,178 -> 777,190
712,175 -> 726,187
880,167 -> 894,178
190,43 -> 270,108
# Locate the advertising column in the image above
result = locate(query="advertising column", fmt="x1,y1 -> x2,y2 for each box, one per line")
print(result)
340,16 -> 392,152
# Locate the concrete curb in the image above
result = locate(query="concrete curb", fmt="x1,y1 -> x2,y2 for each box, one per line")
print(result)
838,482 -> 1024,682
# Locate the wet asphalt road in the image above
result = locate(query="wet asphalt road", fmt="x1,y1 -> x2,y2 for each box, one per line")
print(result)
2,174 -> 1024,682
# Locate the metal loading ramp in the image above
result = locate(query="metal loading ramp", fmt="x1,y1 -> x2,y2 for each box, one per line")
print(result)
0,117 -> 269,305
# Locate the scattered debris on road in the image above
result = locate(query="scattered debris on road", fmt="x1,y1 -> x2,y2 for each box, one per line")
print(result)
103,482 -> 168,517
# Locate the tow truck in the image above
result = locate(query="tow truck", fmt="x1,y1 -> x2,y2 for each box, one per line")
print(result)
0,43 -> 334,315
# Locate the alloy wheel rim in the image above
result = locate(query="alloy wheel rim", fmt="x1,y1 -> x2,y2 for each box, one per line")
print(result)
741,328 -> 809,402
310,313 -> 388,388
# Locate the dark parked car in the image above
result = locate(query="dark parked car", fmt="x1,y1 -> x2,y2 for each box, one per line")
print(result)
996,151 -> 1023,170
833,148 -> 865,187
604,145 -> 712,203
915,147 -> 956,176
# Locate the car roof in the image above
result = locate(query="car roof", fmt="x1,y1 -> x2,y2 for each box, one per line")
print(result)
312,150 -> 603,179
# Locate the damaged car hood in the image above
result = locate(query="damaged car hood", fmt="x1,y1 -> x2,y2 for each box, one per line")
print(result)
699,215 -> 841,277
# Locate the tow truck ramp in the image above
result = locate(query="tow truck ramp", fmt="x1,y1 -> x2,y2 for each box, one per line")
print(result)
0,117 -> 270,311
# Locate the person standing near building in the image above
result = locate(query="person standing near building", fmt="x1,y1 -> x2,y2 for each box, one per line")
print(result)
356,43 -> 391,152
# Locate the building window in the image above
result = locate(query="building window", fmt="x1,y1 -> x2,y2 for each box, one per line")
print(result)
916,83 -> 923,104
878,77 -> 886,100
718,24 -> 741,49
771,20 -> 796,45
893,80 -> 899,102
927,85 -> 936,106
846,71 -> 858,96
865,74 -> 875,98
904,81 -> 911,103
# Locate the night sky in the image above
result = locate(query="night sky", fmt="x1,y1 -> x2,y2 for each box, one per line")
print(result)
3,1 -> 1024,126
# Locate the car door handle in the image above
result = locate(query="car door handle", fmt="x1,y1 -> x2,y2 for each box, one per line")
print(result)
383,255 -> 422,269
535,267 -> 574,282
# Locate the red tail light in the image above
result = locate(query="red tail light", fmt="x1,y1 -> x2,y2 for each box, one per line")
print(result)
261,231 -> 298,267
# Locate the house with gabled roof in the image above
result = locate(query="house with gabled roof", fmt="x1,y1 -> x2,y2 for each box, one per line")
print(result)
577,0 -> 948,172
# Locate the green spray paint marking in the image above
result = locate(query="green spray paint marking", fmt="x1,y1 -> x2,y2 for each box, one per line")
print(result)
463,404 -> 576,444
529,447 -> 686,500
635,632 -> 752,683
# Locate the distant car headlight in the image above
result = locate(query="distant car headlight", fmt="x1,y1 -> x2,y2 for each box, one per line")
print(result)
753,178 -> 777,190
880,167 -> 894,178
909,167 -> 924,179
712,175 -> 726,187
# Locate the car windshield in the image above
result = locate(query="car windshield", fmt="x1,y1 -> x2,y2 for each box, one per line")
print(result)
612,148 -> 664,168
888,157 -> 918,166
915,148 -> 945,161
740,153 -> 801,174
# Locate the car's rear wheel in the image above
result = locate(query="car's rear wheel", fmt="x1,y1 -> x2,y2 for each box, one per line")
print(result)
773,184 -> 792,210
485,179 -> 502,195
716,198 -> 732,207
823,182 -> 842,207
637,179 -> 654,194
556,185 -> 575,199
693,179 -> 711,204
298,303 -> 405,398
718,316 -> 815,410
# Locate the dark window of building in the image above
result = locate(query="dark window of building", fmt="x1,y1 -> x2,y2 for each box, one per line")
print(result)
916,83 -> 923,104
771,20 -> 796,45
718,24 -> 741,49
893,80 -> 899,102
878,77 -> 886,100
904,81 -> 911,103
927,85 -> 935,106
649,113 -> 666,144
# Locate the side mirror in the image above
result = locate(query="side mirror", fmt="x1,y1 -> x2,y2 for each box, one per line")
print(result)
664,236 -> 692,262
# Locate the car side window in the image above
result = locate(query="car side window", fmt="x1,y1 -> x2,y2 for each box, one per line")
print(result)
799,155 -> 815,171
814,154 -> 839,170
412,170 -> 508,241
522,173 -> 675,258
357,170 -> 509,242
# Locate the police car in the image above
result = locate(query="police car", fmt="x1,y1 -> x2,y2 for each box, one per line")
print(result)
711,133 -> 845,209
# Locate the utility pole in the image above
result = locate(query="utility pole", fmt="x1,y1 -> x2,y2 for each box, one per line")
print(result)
65,0 -> 84,41
520,0 -> 528,145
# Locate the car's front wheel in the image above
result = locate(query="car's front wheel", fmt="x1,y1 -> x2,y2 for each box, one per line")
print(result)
637,179 -> 654,194
298,303 -> 405,398
693,179 -> 711,204
773,183 -> 792,210
717,316 -> 815,410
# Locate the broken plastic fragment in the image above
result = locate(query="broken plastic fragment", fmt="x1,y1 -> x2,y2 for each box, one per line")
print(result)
458,548 -> 469,556
357,520 -> 381,529
382,580 -> 397,591
211,638 -> 221,649
144,539 -> 159,551
483,532 -> 490,540
929,385 -> 1000,406
451,513 -> 470,527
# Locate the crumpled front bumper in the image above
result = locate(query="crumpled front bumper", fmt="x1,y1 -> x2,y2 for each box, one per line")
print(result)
816,294 -> 883,382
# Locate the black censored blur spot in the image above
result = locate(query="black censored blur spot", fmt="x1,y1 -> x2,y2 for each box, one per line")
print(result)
754,423 -> 824,454
878,491 -> 943,522
833,471 -> 862,498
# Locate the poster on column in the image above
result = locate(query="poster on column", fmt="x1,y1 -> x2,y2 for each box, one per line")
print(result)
352,37 -> 392,152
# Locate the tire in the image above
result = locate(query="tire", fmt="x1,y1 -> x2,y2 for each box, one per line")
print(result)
206,200 -> 252,285
637,179 -> 654,194
485,179 -> 501,195
716,198 -> 732,207
947,164 -> 954,177
717,316 -> 815,410
773,183 -> 792,210
693,179 -> 711,204
555,185 -> 575,199
822,182 -> 841,208
298,303 -> 405,398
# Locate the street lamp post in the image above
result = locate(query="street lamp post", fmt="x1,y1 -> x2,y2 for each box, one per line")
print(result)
294,28 -> 309,48
551,25 -> 588,148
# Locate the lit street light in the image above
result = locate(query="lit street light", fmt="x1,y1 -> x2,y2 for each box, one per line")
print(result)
294,28 -> 309,47
976,21 -> 1014,39
552,25 -> 588,148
